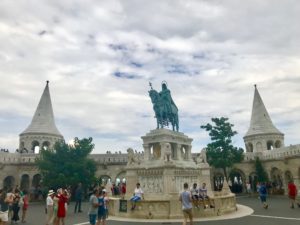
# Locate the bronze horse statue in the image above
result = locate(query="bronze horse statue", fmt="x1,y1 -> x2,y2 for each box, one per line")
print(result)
149,88 -> 179,132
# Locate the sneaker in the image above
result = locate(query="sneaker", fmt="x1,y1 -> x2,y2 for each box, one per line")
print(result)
210,205 -> 215,208
265,204 -> 268,209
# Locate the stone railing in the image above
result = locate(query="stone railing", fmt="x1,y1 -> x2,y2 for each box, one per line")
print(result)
2,145 -> 300,165
88,154 -> 128,164
0,153 -> 37,164
244,144 -> 300,162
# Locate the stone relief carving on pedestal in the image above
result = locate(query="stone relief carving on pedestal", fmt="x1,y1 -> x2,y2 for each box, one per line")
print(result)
195,148 -> 207,164
139,176 -> 163,193
174,176 -> 198,192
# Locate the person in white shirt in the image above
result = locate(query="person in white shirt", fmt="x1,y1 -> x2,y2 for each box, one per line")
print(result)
130,183 -> 144,210
199,183 -> 214,209
45,190 -> 55,225
179,183 -> 193,225
190,183 -> 199,208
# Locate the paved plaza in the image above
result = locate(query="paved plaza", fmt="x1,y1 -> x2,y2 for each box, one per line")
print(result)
21,195 -> 300,225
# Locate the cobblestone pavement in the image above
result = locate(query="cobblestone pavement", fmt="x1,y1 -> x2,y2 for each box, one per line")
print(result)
20,195 -> 300,225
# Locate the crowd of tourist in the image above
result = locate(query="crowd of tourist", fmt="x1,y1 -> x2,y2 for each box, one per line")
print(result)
178,182 -> 216,225
45,187 -> 71,225
88,187 -> 109,225
0,187 -> 29,225
247,180 -> 300,210
1,179 -> 300,225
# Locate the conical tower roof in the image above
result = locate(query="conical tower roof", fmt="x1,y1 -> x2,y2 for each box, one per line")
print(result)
20,81 -> 63,137
244,85 -> 283,137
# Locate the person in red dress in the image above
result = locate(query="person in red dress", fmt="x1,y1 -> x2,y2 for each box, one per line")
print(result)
287,180 -> 299,208
121,183 -> 126,199
55,188 -> 70,225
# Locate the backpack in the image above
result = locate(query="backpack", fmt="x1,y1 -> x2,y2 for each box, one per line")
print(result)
260,186 -> 267,195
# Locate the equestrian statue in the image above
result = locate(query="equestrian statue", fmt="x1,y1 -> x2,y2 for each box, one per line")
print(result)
148,81 -> 179,132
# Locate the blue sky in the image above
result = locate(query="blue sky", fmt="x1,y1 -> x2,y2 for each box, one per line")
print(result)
0,0 -> 300,153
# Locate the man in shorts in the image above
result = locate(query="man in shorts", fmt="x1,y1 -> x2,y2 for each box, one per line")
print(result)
199,182 -> 214,209
88,189 -> 99,225
190,183 -> 199,208
258,182 -> 268,209
179,183 -> 193,225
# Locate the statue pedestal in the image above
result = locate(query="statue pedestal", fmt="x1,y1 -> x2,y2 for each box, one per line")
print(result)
110,129 -> 236,219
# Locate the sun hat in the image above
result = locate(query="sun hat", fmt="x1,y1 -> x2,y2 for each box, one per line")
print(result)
48,190 -> 55,196
102,189 -> 107,192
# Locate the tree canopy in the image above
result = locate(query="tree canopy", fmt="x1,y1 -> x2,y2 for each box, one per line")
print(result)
36,137 -> 97,190
200,117 -> 244,180
255,157 -> 269,182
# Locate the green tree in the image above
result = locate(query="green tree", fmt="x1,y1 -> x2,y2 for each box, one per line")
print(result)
255,157 -> 268,182
36,137 -> 97,190
200,117 -> 244,181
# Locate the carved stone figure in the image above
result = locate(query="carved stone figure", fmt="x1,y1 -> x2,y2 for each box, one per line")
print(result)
162,143 -> 172,162
127,148 -> 141,165
196,148 -> 207,164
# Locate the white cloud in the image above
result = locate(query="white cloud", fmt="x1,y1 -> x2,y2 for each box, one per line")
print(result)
0,0 -> 300,153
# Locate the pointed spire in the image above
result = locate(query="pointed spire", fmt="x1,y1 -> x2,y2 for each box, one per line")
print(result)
244,85 -> 282,137
20,81 -> 63,137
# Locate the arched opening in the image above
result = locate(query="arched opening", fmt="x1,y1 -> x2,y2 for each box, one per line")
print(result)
229,169 -> 246,193
115,171 -> 126,185
247,143 -> 253,152
267,141 -> 274,150
181,146 -> 187,159
3,176 -> 15,190
270,167 -> 284,194
42,141 -> 50,150
34,146 -> 40,154
249,172 -> 258,192
256,142 -> 262,152
32,174 -> 42,200
31,141 -> 40,153
213,173 -> 224,191
275,140 -> 281,148
99,175 -> 111,186
20,174 -> 30,191
284,170 -> 293,186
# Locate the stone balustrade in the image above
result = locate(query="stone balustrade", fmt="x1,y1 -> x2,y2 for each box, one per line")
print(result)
244,144 -> 300,161
1,144 -> 300,165
88,154 -> 128,164
0,153 -> 37,164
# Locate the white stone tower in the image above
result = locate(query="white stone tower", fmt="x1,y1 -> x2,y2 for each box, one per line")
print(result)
19,81 -> 64,153
244,85 -> 284,153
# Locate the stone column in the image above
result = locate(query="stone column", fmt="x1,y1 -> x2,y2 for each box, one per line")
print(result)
160,143 -> 165,161
186,145 -> 192,160
143,144 -> 150,161
176,144 -> 182,160
125,169 -> 138,199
